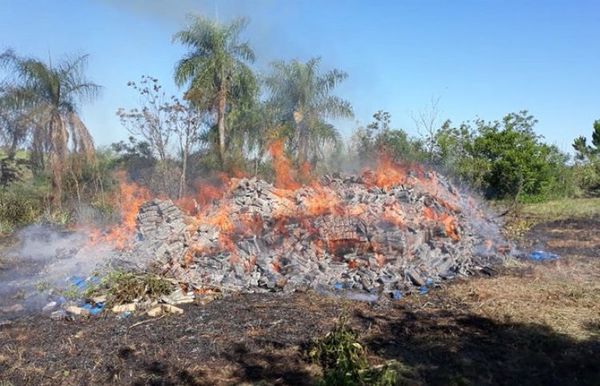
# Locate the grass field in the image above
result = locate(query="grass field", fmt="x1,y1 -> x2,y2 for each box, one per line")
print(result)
519,197 -> 600,221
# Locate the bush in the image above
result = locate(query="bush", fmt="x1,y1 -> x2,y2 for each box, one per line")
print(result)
0,180 -> 47,232
572,163 -> 600,197
85,271 -> 174,306
433,111 -> 573,202
308,317 -> 413,385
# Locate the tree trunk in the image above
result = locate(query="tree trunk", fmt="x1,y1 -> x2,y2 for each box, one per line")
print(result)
49,114 -> 68,208
179,140 -> 188,199
31,126 -> 46,176
7,131 -> 20,160
294,110 -> 308,165
217,90 -> 226,165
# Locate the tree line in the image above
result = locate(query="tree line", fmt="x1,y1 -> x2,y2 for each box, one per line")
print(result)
0,15 -> 599,228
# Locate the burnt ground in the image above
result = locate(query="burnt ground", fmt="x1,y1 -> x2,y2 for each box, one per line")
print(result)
0,218 -> 599,385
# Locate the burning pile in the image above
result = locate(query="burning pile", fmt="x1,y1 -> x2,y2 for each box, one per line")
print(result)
110,161 -> 509,299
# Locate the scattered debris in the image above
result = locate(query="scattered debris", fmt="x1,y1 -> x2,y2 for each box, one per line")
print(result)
528,250 -> 560,261
65,305 -> 90,316
50,309 -> 68,320
81,302 -> 104,315
147,306 -> 163,317
42,301 -> 58,313
91,295 -> 107,304
147,304 -> 184,317
162,304 -> 184,315
112,303 -> 136,314
0,303 -> 24,313
160,288 -> 194,305
117,311 -> 132,319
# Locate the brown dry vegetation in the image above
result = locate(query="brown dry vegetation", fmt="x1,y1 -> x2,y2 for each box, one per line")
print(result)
0,208 -> 599,385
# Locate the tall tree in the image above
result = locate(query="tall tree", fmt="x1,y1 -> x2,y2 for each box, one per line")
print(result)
572,120 -> 600,196
264,57 -> 353,164
173,16 -> 256,164
117,76 -> 173,162
472,111 -> 567,200
0,50 -> 100,204
573,119 -> 600,161
117,76 -> 203,198
411,96 -> 441,157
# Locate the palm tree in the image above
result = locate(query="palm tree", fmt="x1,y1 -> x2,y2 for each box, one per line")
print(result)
264,57 -> 353,164
0,50 -> 100,204
173,16 -> 256,164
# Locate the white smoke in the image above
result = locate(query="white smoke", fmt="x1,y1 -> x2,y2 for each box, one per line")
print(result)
0,224 -> 115,315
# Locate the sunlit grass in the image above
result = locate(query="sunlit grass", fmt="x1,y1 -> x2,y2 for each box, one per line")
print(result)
519,197 -> 600,221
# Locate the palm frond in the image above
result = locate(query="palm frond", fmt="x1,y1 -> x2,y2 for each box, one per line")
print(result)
68,112 -> 95,158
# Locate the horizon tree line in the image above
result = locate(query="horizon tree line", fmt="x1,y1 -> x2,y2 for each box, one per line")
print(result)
1,15 -> 599,206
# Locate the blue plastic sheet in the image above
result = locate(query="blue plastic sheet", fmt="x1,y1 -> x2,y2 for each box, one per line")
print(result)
66,276 -> 105,316
528,250 -> 559,261
81,302 -> 104,316
417,277 -> 434,295
391,289 -> 403,300
68,275 -> 100,291
69,276 -> 87,290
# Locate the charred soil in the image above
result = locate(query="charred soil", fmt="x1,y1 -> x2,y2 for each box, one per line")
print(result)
0,218 -> 599,385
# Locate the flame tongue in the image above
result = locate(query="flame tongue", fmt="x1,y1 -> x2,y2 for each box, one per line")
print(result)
95,153 -> 506,296
86,171 -> 151,249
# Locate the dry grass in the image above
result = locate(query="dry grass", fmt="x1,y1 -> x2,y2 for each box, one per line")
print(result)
442,263 -> 600,340
502,197 -> 600,239
443,208 -> 600,340
519,197 -> 600,222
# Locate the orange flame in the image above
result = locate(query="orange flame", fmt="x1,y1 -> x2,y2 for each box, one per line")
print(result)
302,186 -> 343,216
368,156 -> 407,189
422,206 -> 460,241
94,171 -> 151,249
268,140 -> 301,190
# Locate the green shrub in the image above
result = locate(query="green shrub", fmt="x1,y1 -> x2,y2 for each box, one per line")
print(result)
308,317 -> 412,386
0,181 -> 48,232
85,271 -> 174,306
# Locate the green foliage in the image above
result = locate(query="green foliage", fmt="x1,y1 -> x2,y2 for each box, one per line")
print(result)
0,156 -> 28,187
40,208 -> 72,226
264,57 -> 353,165
433,121 -> 483,184
0,147 -> 121,231
173,16 -> 257,163
0,49 -> 100,205
173,16 -> 256,108
85,271 -> 174,306
0,179 -> 47,232
353,111 -> 426,164
433,111 -> 571,201
61,284 -> 82,300
308,318 -> 411,386
111,136 -> 156,179
572,119 -> 600,196
573,163 -> 600,197
519,197 -> 600,221
64,150 -> 118,203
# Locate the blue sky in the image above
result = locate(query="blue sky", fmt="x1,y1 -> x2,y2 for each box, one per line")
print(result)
1,0 -> 599,153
